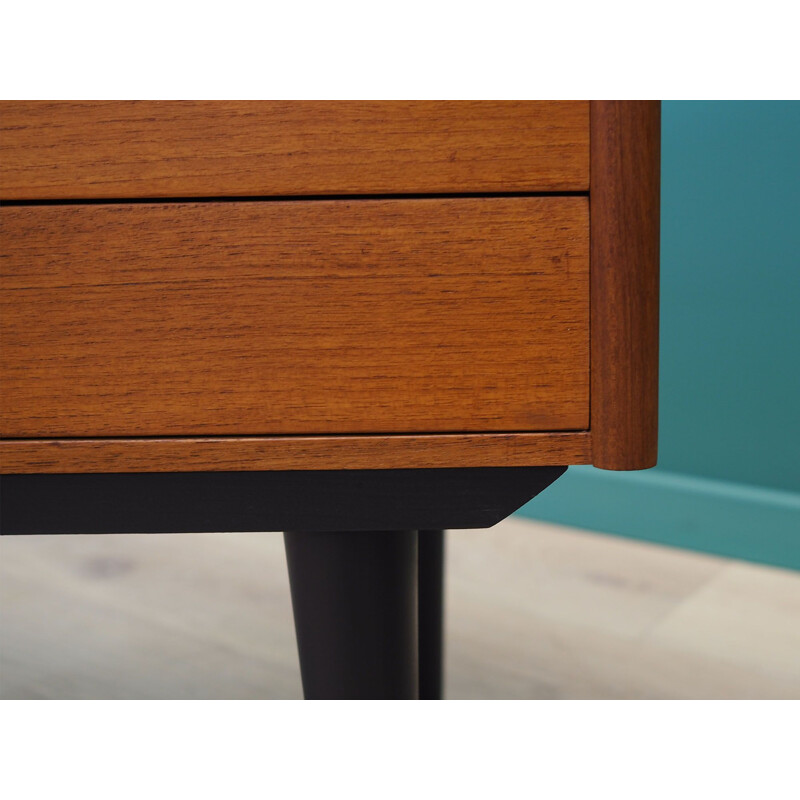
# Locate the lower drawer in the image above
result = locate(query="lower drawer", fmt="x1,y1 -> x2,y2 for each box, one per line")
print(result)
0,197 -> 589,438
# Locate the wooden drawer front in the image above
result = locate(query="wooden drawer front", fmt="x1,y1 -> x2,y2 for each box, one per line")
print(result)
0,198 -> 589,438
0,101 -> 589,199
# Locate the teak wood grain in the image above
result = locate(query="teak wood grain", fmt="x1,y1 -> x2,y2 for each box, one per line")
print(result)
0,101 -> 589,200
590,101 -> 660,470
0,432 -> 592,474
0,197 -> 589,440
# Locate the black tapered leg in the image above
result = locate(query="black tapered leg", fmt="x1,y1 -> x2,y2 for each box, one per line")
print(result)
284,529 -> 419,699
418,529 -> 445,700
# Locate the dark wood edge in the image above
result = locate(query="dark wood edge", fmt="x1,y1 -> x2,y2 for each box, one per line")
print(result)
0,467 -> 567,534
590,101 -> 660,470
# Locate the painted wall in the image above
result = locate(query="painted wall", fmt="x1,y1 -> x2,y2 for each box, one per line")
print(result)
519,101 -> 800,570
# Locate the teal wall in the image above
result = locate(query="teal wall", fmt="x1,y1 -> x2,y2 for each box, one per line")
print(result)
518,101 -> 800,570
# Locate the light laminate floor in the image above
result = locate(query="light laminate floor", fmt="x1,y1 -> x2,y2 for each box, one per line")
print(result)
1,518 -> 798,699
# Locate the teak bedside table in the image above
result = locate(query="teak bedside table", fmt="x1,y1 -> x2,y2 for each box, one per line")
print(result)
0,101 -> 660,699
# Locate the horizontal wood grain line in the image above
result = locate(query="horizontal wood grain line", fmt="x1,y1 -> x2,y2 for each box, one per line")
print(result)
0,101 -> 589,200
1,428 -> 588,442
0,191 -> 590,207
1,197 -> 590,439
0,432 -> 592,473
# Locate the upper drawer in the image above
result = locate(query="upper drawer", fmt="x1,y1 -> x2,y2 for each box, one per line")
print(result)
0,197 -> 589,438
0,101 -> 589,200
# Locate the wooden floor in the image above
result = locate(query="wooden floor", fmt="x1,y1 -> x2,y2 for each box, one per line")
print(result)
1,517 -> 798,699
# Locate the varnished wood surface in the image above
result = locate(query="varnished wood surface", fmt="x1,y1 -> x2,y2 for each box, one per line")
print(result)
0,197 -> 589,439
0,432 -> 591,474
0,101 -> 589,199
590,101 -> 660,470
